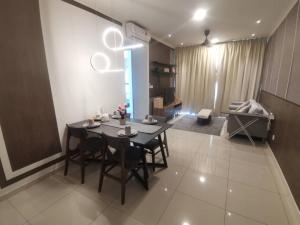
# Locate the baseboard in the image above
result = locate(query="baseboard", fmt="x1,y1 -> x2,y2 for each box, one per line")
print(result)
265,144 -> 300,225
0,161 -> 64,200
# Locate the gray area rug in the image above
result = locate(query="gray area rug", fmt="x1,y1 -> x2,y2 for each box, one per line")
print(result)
171,115 -> 226,136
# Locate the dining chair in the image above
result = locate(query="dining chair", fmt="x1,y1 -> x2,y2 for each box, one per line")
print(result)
144,116 -> 170,171
98,133 -> 148,205
64,125 -> 104,184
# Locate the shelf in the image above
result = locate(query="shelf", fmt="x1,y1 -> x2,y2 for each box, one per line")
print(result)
151,61 -> 176,67
151,70 -> 176,76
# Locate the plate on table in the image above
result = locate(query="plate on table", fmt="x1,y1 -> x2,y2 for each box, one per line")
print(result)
95,117 -> 110,123
142,119 -> 158,125
117,129 -> 138,137
82,122 -> 101,129
112,115 -> 121,119
94,117 -> 102,122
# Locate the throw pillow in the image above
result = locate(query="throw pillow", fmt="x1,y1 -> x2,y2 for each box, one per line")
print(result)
248,102 -> 263,114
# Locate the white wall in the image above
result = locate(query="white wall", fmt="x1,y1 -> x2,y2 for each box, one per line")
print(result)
132,43 -> 150,119
40,0 -> 125,146
0,0 -> 126,191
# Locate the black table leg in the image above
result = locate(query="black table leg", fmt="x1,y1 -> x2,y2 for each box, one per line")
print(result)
142,147 -> 149,180
163,131 -> 170,157
158,134 -> 168,168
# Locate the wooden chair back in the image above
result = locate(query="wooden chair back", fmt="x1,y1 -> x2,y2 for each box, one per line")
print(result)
102,133 -> 130,168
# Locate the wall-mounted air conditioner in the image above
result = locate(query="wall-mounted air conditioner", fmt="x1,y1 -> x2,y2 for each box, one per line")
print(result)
124,22 -> 151,43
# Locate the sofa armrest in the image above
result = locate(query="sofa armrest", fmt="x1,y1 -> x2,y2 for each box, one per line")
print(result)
223,111 -> 269,119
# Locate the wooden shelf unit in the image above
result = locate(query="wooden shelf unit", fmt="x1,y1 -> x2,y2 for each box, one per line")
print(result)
153,99 -> 182,121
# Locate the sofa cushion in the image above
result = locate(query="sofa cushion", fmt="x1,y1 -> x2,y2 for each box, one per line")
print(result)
237,104 -> 251,113
229,104 -> 240,110
235,100 -> 250,111
248,102 -> 264,114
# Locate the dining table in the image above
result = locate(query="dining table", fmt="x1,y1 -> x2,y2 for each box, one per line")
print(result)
68,117 -> 172,169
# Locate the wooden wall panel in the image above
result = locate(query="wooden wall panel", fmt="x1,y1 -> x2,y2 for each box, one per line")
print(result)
261,40 -> 271,90
287,3 -> 300,104
260,91 -> 300,208
277,4 -> 298,97
261,2 -> 299,98
265,36 -> 276,92
259,0 -> 300,209
269,23 -> 285,94
0,0 -> 61,171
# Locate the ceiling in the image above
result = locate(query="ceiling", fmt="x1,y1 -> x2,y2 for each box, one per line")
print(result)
77,0 -> 297,47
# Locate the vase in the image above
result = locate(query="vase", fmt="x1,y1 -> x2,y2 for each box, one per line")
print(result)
119,118 -> 126,125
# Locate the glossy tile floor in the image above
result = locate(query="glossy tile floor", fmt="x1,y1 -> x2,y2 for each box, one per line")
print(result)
0,128 -> 292,225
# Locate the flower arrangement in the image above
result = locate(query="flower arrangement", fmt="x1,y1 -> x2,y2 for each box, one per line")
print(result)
117,103 -> 128,119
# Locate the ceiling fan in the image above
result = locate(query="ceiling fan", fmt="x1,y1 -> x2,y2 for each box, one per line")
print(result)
200,29 -> 212,46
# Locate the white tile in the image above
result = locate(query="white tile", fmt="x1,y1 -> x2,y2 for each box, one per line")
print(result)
206,146 -> 231,161
112,184 -> 174,225
189,153 -> 229,178
202,135 -> 233,148
225,211 -> 265,225
152,163 -> 186,189
29,192 -> 108,225
166,153 -> 194,168
91,206 -> 145,225
0,200 -> 26,225
178,170 -> 228,208
229,159 -> 278,192
158,192 -> 225,225
168,135 -> 202,153
231,142 -> 267,155
266,151 -> 291,196
227,181 -> 289,225
231,149 -> 267,166
54,162 -> 100,184
281,195 -> 300,225
9,176 -> 73,220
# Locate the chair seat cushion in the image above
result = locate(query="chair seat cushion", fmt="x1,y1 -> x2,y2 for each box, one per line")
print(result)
144,139 -> 160,151
109,146 -> 143,169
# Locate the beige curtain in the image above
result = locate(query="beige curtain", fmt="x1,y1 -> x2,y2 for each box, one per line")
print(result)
176,46 -> 217,113
176,38 -> 266,114
215,39 -> 267,113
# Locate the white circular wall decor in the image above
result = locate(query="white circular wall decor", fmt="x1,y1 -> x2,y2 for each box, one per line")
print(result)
90,52 -> 111,73
102,27 -> 124,51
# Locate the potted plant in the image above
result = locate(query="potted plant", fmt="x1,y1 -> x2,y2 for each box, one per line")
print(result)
117,103 -> 128,125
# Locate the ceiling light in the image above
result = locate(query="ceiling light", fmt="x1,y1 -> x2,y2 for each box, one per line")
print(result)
251,33 -> 256,37
180,42 -> 184,46
168,34 -> 172,38
193,9 -> 207,21
227,212 -> 232,216
256,19 -> 262,24
211,38 -> 219,44
199,176 -> 206,183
